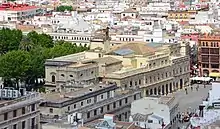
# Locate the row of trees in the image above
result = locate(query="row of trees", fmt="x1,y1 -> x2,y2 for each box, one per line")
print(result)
56,5 -> 73,12
0,28 -> 89,88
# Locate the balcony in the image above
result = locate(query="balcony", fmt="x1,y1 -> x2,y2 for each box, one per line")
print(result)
201,58 -> 209,63
210,48 -> 219,55
201,55 -> 209,63
210,56 -> 219,63
200,48 -> 209,54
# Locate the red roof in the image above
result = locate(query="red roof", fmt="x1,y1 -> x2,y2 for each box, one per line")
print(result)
0,3 -> 38,11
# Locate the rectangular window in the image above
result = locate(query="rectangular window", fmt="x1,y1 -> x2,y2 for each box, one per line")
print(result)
94,109 -> 97,116
100,107 -> 103,113
31,118 -> 35,127
107,91 -> 110,98
139,80 -> 141,85
125,98 -> 128,104
87,112 -> 90,118
22,107 -> 25,114
4,113 -> 8,120
148,120 -> 153,123
31,104 -> 35,111
107,105 -> 110,110
22,121 -> 26,129
49,108 -> 53,113
113,102 -> 116,108
134,95 -> 137,100
119,100 -> 122,106
81,102 -> 83,106
13,124 -> 17,129
211,64 -> 219,68
73,104 -> 76,108
13,110 -> 17,117
87,99 -> 91,104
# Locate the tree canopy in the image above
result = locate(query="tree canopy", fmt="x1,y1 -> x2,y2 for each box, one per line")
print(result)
0,50 -> 31,87
0,29 -> 89,88
0,28 -> 22,54
56,5 -> 73,12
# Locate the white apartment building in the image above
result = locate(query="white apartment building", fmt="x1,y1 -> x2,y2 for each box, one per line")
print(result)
189,11 -> 218,25
84,12 -> 114,24
139,3 -> 171,17
112,3 -> 129,14
130,96 -> 179,129
45,11 -> 95,45
112,24 -> 179,43
0,3 -> 40,22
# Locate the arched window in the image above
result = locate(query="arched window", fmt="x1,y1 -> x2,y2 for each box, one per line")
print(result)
52,75 -> 56,83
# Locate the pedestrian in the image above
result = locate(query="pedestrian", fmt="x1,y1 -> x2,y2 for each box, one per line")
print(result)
185,88 -> 188,94
196,85 -> 199,91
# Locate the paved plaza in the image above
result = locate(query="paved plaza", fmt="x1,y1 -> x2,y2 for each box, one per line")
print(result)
174,84 -> 211,112
173,84 -> 212,129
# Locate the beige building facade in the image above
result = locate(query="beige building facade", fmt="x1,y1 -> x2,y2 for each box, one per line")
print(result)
44,41 -> 190,96
103,42 -> 190,96
0,92 -> 41,129
40,83 -> 141,123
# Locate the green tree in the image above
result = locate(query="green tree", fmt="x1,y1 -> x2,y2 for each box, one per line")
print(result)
27,31 -> 54,48
0,28 -> 22,54
0,50 -> 31,87
19,36 -> 34,51
27,31 -> 38,44
27,47 -> 47,85
56,5 -> 73,12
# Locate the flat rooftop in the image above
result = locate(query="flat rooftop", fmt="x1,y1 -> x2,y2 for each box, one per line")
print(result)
159,94 -> 178,109
68,62 -> 96,68
46,52 -> 86,62
85,119 -> 140,129
42,83 -> 117,103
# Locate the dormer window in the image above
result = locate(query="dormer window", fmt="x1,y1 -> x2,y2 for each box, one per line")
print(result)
69,75 -> 73,77
61,74 -> 65,77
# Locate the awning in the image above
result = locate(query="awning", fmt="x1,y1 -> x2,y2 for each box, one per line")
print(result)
209,72 -> 220,77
